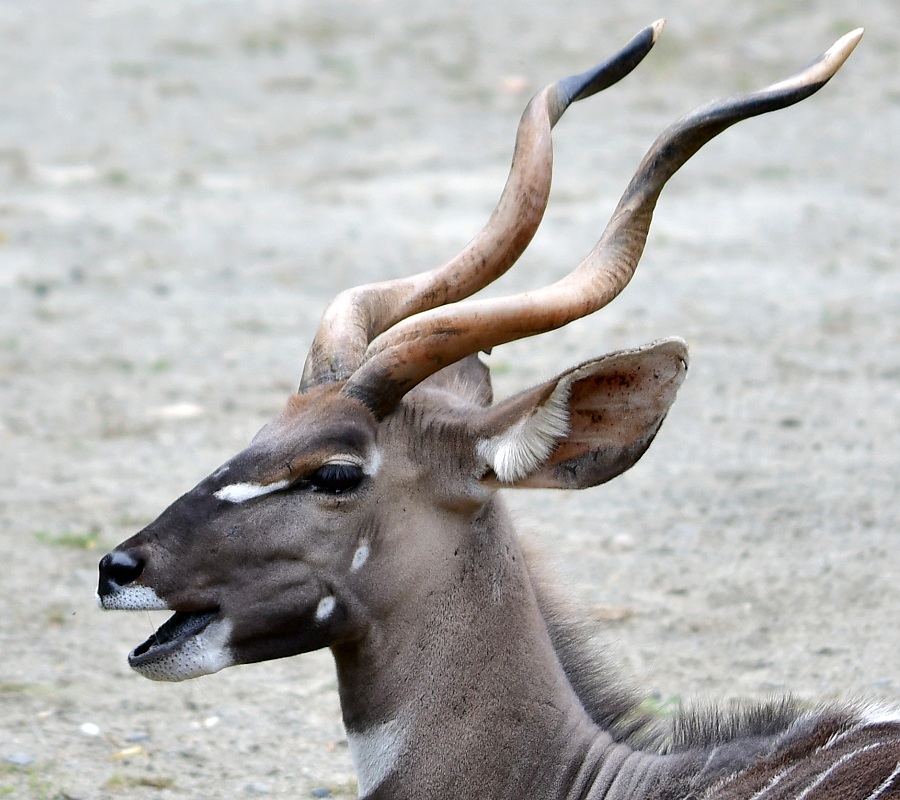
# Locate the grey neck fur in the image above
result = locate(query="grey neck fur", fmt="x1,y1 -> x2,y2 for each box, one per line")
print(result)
330,495 -> 871,800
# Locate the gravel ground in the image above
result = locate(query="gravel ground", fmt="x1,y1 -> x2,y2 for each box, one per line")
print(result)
1,1 -> 897,798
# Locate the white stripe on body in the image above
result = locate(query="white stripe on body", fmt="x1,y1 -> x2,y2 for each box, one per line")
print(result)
794,742 -> 886,800
865,761 -> 900,800
747,762 -> 801,800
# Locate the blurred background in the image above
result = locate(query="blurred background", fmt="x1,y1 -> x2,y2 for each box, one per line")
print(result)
1,1 -> 897,797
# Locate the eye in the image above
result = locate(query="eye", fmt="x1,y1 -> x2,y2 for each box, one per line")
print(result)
308,462 -> 363,495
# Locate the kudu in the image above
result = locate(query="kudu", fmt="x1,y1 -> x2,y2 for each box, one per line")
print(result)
98,22 -> 899,800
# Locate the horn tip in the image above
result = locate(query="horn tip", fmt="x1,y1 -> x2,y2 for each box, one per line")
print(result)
828,27 -> 864,62
650,19 -> 666,43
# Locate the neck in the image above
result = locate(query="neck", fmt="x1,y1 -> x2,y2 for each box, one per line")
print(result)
331,498 -> 617,799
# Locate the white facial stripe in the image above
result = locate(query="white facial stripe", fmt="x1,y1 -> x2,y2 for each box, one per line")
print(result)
315,595 -> 336,622
347,719 -> 406,798
351,542 -> 370,571
214,479 -> 290,504
98,584 -> 169,611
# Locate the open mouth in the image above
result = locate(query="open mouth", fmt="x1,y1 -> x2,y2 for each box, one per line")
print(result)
129,610 -> 219,666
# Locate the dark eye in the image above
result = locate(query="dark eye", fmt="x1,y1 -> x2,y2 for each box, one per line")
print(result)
309,463 -> 363,495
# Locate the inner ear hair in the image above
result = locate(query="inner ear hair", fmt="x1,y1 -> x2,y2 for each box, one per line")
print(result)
476,379 -> 573,484
475,339 -> 688,489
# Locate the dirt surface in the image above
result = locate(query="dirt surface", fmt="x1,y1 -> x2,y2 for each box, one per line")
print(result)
1,1 -> 897,798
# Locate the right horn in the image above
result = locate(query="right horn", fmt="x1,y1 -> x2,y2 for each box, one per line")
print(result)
299,21 -> 665,390
343,28 -> 864,418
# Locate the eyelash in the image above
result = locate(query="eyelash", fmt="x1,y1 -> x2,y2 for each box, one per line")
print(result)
306,462 -> 364,495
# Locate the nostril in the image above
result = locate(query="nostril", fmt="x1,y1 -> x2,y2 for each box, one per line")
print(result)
98,550 -> 144,596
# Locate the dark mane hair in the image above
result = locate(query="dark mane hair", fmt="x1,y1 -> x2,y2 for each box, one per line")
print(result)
525,545 -> 863,762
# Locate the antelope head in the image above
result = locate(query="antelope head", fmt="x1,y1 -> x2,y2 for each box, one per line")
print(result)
97,23 -> 861,685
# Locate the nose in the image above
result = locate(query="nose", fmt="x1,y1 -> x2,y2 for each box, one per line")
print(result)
98,550 -> 144,597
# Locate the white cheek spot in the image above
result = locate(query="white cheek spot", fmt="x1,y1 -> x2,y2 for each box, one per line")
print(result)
214,479 -> 289,504
315,595 -> 336,622
98,584 -> 169,611
347,719 -> 406,798
351,542 -> 370,572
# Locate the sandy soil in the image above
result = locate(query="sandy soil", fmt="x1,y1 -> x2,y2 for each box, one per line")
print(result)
1,1 -> 897,798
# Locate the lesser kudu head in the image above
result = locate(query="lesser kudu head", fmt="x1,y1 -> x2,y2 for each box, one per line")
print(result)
97,22 -> 861,682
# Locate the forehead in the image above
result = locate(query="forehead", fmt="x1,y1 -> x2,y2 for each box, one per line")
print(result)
277,389 -> 373,436
260,388 -> 377,450
222,376 -> 485,485
216,388 -> 378,481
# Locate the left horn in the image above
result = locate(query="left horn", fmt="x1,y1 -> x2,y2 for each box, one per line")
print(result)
299,22 -> 664,389
342,28 -> 863,418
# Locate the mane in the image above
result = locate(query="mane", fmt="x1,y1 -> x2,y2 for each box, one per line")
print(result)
521,539 -> 666,745
521,541 -> 860,761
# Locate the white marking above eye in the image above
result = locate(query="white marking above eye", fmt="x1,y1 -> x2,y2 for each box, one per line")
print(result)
214,479 -> 289,504
365,447 -> 383,476
315,595 -> 336,622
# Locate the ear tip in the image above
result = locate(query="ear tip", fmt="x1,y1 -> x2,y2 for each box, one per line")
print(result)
651,335 -> 689,357
639,336 -> 690,379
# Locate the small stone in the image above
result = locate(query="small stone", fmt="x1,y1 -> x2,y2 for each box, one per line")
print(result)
154,402 -> 204,420
591,605 -> 634,622
3,752 -> 34,767
499,75 -> 529,95
311,789 -> 331,798
80,722 -> 101,736
609,533 -> 636,552
244,782 -> 270,795
125,731 -> 150,742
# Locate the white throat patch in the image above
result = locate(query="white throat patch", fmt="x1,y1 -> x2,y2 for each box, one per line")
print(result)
346,718 -> 406,798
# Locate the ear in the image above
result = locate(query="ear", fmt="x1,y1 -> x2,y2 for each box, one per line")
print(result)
475,338 -> 688,489
421,353 -> 493,407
